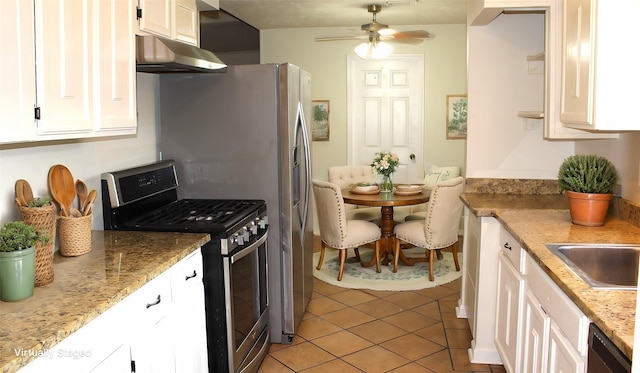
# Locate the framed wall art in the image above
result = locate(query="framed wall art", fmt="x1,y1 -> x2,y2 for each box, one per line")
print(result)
446,94 -> 467,139
311,100 -> 330,141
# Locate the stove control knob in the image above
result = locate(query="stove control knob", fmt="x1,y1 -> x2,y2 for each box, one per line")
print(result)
258,216 -> 268,229
242,227 -> 251,242
231,233 -> 240,246
250,220 -> 258,235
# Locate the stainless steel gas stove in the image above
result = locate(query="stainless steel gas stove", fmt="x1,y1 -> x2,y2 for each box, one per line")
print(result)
101,160 -> 269,373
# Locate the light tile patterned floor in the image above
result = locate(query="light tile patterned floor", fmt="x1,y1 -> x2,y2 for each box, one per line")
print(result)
259,242 -> 507,372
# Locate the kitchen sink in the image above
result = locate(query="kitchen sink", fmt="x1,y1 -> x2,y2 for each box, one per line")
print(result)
545,244 -> 640,290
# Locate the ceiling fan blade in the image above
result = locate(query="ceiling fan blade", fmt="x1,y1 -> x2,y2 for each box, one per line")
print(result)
382,37 -> 425,45
391,30 -> 430,39
315,35 -> 366,42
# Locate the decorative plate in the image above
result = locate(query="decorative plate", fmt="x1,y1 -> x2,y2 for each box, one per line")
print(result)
350,185 -> 380,195
393,184 -> 424,195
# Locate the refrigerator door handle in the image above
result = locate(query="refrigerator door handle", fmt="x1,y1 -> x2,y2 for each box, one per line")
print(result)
297,101 -> 312,240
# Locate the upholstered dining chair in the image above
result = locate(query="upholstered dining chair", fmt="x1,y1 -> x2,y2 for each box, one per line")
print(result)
312,179 -> 382,280
328,165 -> 381,222
392,177 -> 464,281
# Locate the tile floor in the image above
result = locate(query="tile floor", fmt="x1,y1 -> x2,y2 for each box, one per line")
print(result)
259,241 -> 507,372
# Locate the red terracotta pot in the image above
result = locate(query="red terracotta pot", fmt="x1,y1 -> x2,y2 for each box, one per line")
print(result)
565,190 -> 612,227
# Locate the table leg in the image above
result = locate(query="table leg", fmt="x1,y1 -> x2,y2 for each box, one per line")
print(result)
361,206 -> 395,267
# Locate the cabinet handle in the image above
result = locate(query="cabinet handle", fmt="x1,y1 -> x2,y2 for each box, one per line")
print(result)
146,294 -> 161,309
503,242 -> 512,251
185,270 -> 197,281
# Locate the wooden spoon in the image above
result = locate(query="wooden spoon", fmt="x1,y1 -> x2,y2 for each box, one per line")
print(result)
82,190 -> 97,216
48,165 -> 75,217
76,179 -> 88,212
14,179 -> 29,207
21,180 -> 34,206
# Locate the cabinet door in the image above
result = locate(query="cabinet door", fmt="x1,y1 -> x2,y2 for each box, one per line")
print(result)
0,0 -> 36,144
129,271 -> 175,372
34,0 -> 94,135
174,0 -> 199,46
90,344 -> 132,373
94,0 -> 137,132
172,251 -> 208,372
138,0 -> 173,38
547,322 -> 585,373
560,0 -> 594,126
495,252 -> 524,373
521,290 -> 550,373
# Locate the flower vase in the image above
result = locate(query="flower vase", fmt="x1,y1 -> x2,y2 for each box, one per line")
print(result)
380,175 -> 393,193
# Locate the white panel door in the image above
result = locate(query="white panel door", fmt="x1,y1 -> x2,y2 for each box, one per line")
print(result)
348,55 -> 424,183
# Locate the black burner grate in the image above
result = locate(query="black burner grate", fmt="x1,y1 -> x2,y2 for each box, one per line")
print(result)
125,199 -> 264,234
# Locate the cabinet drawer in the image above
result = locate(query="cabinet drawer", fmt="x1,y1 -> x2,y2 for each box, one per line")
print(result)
500,227 -> 524,273
525,253 -> 589,355
123,271 -> 172,327
171,250 -> 203,303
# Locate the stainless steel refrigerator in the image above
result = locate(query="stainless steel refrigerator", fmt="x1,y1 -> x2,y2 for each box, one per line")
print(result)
158,63 -> 313,344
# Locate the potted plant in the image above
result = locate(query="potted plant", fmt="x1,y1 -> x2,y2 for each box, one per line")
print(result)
557,154 -> 618,226
0,221 -> 49,301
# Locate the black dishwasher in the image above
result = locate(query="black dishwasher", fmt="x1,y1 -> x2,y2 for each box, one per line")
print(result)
587,323 -> 631,373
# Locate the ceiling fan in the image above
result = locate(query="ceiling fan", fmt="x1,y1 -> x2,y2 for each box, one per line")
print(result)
315,4 -> 430,46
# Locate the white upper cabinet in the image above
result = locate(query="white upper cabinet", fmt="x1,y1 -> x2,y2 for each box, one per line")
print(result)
0,0 -> 36,143
560,0 -> 640,131
0,0 -> 137,144
94,0 -> 137,132
137,0 -> 199,46
35,0 -> 94,135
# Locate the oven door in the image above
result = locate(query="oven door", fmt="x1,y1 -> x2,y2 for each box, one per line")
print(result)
224,231 -> 269,373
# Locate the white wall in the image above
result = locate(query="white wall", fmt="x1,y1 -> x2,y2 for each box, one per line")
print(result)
466,13 -> 574,179
576,133 -> 640,203
259,25 -> 468,182
0,73 -> 161,228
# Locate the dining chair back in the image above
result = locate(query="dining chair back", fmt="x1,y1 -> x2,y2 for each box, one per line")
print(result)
312,180 -> 382,280
328,165 -> 381,222
393,176 -> 464,280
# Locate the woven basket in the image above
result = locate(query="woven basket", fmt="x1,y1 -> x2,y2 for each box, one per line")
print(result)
18,203 -> 56,286
58,213 -> 92,257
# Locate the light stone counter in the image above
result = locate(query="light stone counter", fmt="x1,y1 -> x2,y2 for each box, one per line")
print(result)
0,230 -> 210,373
462,192 -> 638,360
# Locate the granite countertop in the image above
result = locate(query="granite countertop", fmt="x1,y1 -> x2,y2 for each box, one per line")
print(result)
0,230 -> 210,373
462,192 -> 639,360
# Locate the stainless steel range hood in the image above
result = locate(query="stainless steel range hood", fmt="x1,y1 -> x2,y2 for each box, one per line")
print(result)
136,35 -> 227,73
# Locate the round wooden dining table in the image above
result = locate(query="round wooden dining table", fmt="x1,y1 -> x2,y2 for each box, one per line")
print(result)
342,189 -> 430,268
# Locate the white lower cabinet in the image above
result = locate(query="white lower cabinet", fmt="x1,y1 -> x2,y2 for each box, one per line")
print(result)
170,250 -> 208,372
521,289 -> 550,373
457,207 -> 502,364
19,250 -> 206,373
495,252 -> 524,373
495,226 -> 589,373
519,252 -> 588,373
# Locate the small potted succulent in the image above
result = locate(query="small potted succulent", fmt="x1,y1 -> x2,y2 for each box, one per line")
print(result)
557,154 -> 618,226
0,221 -> 49,301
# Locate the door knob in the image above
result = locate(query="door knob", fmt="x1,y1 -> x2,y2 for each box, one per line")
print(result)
410,154 -> 415,160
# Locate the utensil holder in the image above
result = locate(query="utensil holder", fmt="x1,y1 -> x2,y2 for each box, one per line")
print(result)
18,203 -> 56,286
58,213 -> 92,257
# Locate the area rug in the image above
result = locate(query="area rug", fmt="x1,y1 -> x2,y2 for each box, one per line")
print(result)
312,247 -> 462,291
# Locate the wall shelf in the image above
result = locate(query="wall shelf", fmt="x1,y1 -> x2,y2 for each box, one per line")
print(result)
518,111 -> 544,119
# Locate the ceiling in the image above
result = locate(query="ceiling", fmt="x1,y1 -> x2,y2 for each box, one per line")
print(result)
217,0 -> 468,30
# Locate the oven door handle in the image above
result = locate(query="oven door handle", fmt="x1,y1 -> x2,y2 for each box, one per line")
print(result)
230,231 -> 268,263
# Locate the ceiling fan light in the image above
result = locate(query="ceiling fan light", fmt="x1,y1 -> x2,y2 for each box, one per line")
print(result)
354,41 -> 393,59
372,41 -> 393,59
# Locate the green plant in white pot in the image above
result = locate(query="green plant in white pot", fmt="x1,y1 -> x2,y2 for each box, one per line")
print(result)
557,154 -> 618,226
0,221 -> 49,301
